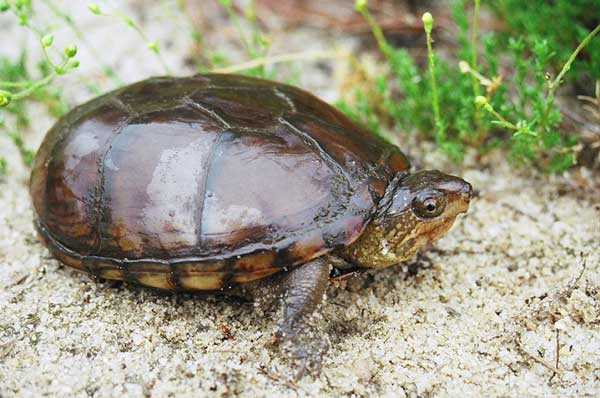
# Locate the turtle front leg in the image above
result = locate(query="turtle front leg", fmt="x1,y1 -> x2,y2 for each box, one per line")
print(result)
237,257 -> 331,377
279,258 -> 330,343
274,258 -> 331,377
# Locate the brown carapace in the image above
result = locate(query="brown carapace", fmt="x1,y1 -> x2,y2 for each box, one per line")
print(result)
30,74 -> 472,375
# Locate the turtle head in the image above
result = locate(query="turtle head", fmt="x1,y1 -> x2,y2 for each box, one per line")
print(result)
343,170 -> 472,268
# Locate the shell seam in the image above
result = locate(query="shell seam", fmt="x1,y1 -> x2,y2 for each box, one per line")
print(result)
278,116 -> 354,193
91,115 -> 131,261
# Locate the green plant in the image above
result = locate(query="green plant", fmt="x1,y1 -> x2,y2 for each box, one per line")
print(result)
0,1 -> 80,108
350,0 -> 477,160
0,52 -> 66,169
343,0 -> 599,171
475,23 -> 600,171
0,1 -> 81,170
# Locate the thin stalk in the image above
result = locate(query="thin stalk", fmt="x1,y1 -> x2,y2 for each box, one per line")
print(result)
355,2 -> 389,54
470,0 -> 481,126
542,23 -> 600,130
548,23 -> 600,95
212,50 -> 341,74
220,1 -> 256,58
0,81 -> 32,88
423,13 -> 443,137
476,96 -> 517,130
11,71 -> 59,101
90,5 -> 172,75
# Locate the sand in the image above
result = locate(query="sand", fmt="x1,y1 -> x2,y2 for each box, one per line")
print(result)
1,2 -> 599,397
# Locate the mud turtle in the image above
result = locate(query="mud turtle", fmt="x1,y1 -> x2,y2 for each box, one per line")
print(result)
30,73 -> 472,372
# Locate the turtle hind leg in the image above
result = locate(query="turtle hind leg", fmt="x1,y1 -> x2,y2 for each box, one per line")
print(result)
275,257 -> 331,378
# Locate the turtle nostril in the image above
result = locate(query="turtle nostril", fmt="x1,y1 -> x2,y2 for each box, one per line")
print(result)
461,182 -> 473,199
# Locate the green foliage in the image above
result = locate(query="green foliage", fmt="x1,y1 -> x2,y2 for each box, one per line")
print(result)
0,1 -> 80,107
0,1 -> 87,173
1,0 -> 597,175
0,0 -> 123,172
0,52 -> 66,168
342,0 -> 599,171
489,0 -> 600,80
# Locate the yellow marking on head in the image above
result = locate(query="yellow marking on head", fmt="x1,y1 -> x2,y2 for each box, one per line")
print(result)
343,208 -> 460,269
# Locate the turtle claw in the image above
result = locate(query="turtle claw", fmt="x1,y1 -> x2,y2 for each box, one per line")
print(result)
276,328 -> 329,379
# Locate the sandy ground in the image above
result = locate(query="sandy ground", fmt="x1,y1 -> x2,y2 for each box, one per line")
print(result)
1,2 -> 599,397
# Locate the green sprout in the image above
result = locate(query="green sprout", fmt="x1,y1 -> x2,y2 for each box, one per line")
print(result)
354,0 -> 388,54
422,12 -> 444,144
475,96 -> 516,131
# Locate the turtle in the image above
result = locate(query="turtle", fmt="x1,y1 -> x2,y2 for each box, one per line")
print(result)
29,73 -> 472,374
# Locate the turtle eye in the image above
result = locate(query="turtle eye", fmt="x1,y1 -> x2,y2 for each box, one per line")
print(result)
413,191 -> 446,219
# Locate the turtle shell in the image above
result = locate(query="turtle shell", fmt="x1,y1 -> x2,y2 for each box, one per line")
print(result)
30,74 -> 410,291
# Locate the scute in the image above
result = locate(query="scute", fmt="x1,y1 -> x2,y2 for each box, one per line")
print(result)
30,74 -> 410,290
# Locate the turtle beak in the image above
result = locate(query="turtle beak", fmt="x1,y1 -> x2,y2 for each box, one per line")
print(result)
457,180 -> 473,214
440,176 -> 472,215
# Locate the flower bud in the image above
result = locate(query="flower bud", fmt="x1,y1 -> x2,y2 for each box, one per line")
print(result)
88,4 -> 101,14
0,90 -> 12,107
64,44 -> 77,58
422,12 -> 434,34
41,34 -> 54,47
474,96 -> 487,107
354,0 -> 368,12
146,40 -> 158,53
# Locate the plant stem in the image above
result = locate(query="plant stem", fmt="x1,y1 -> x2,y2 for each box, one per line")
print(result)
470,0 -> 481,126
476,96 -> 517,130
423,13 -> 443,138
221,1 -> 256,58
541,23 -> 600,135
211,50 -> 340,74
548,23 -> 600,95
0,81 -> 32,88
356,4 -> 389,54
8,58 -> 73,102
93,9 -> 172,75
11,72 -> 58,101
